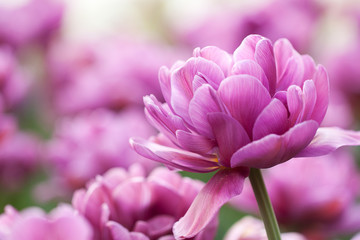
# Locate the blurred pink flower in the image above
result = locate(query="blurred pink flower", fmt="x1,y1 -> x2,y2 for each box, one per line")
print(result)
231,151 -> 360,239
0,0 -> 63,48
177,0 -> 322,53
352,233 -> 360,240
47,37 -> 185,114
130,34 -> 360,238
0,114 -> 40,190
72,164 -> 218,240
0,46 -> 31,110
44,108 -> 158,193
224,216 -> 306,240
0,204 -> 93,240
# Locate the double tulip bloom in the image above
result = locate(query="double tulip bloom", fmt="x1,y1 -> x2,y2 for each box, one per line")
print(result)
130,34 -> 360,238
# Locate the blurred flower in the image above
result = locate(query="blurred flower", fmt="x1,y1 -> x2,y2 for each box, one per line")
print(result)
231,151 -> 360,239
0,114 -> 40,190
72,164 -> 218,240
47,37 -> 185,114
0,204 -> 93,240
224,216 -> 306,240
0,46 -> 31,110
176,0 -> 322,53
353,232 -> 360,240
130,34 -> 360,238
0,0 -> 63,48
44,108 -> 158,194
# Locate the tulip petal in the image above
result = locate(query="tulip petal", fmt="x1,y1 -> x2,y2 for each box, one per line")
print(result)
287,85 -> 303,126
234,34 -> 263,61
300,80 -> 317,121
176,130 -> 215,154
193,46 -> 233,76
188,84 -> 225,138
159,66 -> 172,106
208,112 -> 250,167
255,38 -> 277,95
274,38 -> 294,78
277,55 -> 305,91
130,138 -> 219,173
295,127 -> 360,157
231,120 -> 318,168
231,60 -> 269,90
171,58 -> 225,123
253,98 -> 289,140
218,75 -> 271,138
311,65 -> 329,124
173,168 -> 249,239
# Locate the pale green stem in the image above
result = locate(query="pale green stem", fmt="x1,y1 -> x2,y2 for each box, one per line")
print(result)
249,168 -> 282,240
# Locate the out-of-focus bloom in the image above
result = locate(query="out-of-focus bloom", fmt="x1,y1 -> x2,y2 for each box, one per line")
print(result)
47,37 -> 184,114
0,204 -> 93,240
0,46 -> 30,110
0,0 -> 63,48
45,108 -> 158,193
72,165 -> 218,240
231,151 -> 360,239
176,0 -> 322,53
224,216 -> 306,240
0,114 -> 40,190
352,233 -> 360,240
130,34 -> 360,238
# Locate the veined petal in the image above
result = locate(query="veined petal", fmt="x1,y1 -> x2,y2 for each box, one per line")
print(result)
296,127 -> 360,158
231,120 -> 318,168
287,85 -> 303,126
176,130 -> 215,154
107,221 -> 149,240
130,138 -> 219,173
277,55 -> 305,91
231,60 -> 269,90
208,112 -> 250,167
274,38 -> 294,79
189,84 -> 225,138
193,46 -> 233,76
253,98 -> 289,140
255,38 -> 277,95
300,80 -> 317,121
218,75 -> 271,138
171,58 -> 225,123
311,65 -> 329,124
173,168 -> 249,239
234,35 -> 263,61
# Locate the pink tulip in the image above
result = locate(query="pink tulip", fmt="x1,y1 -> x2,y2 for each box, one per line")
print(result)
130,34 -> 360,238
0,46 -> 31,110
45,108 -> 158,193
72,164 -> 218,240
224,216 -> 306,240
47,37 -> 185,114
0,0 -> 63,48
0,114 -> 40,190
231,151 -> 360,239
0,204 -> 93,240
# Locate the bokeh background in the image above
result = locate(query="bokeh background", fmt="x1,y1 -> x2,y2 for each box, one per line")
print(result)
1,0 -> 360,239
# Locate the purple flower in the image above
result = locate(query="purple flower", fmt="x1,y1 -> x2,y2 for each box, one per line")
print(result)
0,114 -> 40,190
0,0 -> 63,48
0,204 -> 93,240
72,164 -> 218,240
44,109 -> 158,194
0,46 -> 31,110
230,151 -> 360,239
130,34 -> 360,238
47,37 -> 184,114
224,216 -> 306,240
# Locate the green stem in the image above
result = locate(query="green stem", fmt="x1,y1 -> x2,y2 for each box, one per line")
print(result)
249,168 -> 282,240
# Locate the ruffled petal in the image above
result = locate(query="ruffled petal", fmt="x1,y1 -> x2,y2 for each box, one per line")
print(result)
295,127 -> 360,158
193,46 -> 233,76
208,112 -> 250,167
188,84 -> 225,138
254,38 -> 277,95
130,138 -> 219,173
171,58 -> 225,123
287,85 -> 303,126
253,98 -> 289,140
234,34 -> 263,61
311,65 -> 329,124
231,60 -> 269,90
274,38 -> 294,79
176,130 -> 215,154
173,168 -> 249,239
300,80 -> 317,121
277,55 -> 305,91
231,120 -> 318,168
218,75 -> 271,138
